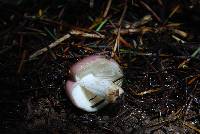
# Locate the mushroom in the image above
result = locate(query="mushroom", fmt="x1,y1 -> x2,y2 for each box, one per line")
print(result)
65,55 -> 123,112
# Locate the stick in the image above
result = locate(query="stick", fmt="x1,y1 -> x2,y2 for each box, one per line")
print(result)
29,34 -> 71,60
29,29 -> 104,60
103,0 -> 112,18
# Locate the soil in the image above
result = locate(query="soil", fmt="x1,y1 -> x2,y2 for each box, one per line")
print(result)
0,0 -> 200,133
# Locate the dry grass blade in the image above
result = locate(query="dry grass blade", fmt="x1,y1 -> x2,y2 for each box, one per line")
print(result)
134,88 -> 161,96
183,122 -> 200,133
119,36 -> 133,48
112,1 -> 127,57
17,50 -> 27,74
118,1 -> 128,26
129,15 -> 152,28
140,1 -> 161,22
112,29 -> 120,57
29,34 -> 71,60
29,29 -> 104,60
173,29 -> 188,38
103,0 -> 112,18
69,29 -> 105,38
187,74 -> 200,85
168,5 -> 180,19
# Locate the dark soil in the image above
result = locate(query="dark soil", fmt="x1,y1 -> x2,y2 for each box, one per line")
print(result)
0,0 -> 200,133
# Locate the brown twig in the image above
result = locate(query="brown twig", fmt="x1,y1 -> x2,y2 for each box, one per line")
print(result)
17,50 -> 27,74
124,15 -> 152,29
69,29 -> 104,38
112,29 -> 120,57
118,1 -> 128,26
140,1 -> 161,22
119,36 -> 133,48
112,1 -> 128,57
103,0 -> 112,18
183,122 -> 200,133
29,34 -> 71,60
29,29 -> 104,60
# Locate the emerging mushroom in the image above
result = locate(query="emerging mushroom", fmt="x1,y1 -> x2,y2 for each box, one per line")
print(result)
65,55 -> 124,112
